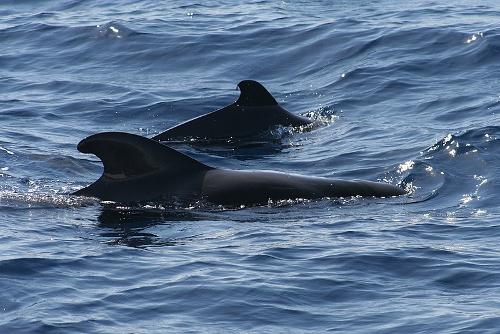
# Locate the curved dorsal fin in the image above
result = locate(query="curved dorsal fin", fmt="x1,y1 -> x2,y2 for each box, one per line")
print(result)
77,132 -> 211,180
235,80 -> 278,106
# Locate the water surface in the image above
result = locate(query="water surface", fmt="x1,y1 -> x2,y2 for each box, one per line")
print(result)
1,1 -> 500,332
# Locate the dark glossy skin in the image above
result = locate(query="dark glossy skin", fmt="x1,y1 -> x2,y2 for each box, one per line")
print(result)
74,132 -> 406,205
202,169 -> 406,205
152,80 -> 312,142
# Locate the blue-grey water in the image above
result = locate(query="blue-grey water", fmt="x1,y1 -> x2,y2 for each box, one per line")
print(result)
1,1 -> 500,333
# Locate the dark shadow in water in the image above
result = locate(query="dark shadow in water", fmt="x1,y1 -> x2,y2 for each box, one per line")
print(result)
97,206 -> 215,248
98,206 -> 203,228
159,122 -> 325,161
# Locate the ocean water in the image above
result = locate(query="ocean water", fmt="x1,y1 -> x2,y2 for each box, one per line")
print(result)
1,0 -> 500,332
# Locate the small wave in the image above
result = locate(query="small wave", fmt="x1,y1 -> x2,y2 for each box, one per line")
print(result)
424,126 -> 499,157
396,127 -> 498,209
435,267 -> 499,289
426,133 -> 479,158
0,257 -> 76,276
397,161 -> 445,203
0,22 -> 61,35
0,145 -> 15,156
95,22 -> 140,39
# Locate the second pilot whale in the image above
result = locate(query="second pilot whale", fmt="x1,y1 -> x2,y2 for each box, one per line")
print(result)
152,80 -> 313,142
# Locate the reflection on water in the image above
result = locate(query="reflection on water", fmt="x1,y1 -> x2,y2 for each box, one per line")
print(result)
97,206 -> 219,248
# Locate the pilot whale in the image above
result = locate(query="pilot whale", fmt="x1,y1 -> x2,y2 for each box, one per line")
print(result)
152,80 -> 313,142
73,132 -> 406,205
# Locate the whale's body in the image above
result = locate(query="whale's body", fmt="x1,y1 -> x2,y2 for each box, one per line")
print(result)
152,80 -> 312,142
74,132 -> 406,205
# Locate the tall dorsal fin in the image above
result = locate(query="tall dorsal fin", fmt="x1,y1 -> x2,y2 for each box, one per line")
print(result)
235,80 -> 278,106
77,132 -> 211,180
